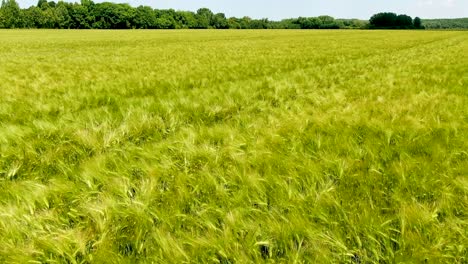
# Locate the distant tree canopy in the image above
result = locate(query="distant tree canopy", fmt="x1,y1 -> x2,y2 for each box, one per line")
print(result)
0,0 -> 368,29
0,0 -> 21,28
2,1 -> 464,30
369,12 -> 424,29
422,18 -> 468,29
413,17 -> 422,29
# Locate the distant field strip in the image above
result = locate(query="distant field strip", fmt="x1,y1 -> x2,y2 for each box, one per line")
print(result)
0,30 -> 467,263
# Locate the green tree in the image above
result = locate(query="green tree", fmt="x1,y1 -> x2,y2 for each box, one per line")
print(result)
239,16 -> 251,29
1,0 -> 21,28
212,13 -> 228,29
154,9 -> 176,29
196,7 -> 213,28
21,6 -> 43,28
250,18 -> 269,29
413,17 -> 422,29
56,1 -> 71,28
176,11 -> 197,29
92,2 -> 135,29
67,2 -> 93,29
134,5 -> 156,29
422,18 -> 468,29
369,12 -> 397,28
318,16 -> 339,28
396,14 -> 413,28
43,7 -> 58,28
268,19 -> 298,29
227,17 -> 240,29
0,0 -> 4,27
318,15 -> 333,26
336,19 -> 367,29
0,4 -> 4,28
297,17 -> 321,29
37,0 -> 47,8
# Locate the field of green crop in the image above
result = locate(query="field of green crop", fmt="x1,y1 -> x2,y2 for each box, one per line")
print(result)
0,30 -> 467,263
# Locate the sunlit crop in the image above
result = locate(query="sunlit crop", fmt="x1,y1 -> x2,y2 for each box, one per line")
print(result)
0,30 -> 467,263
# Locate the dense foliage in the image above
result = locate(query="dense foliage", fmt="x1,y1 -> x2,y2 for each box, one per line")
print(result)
2,0 -> 467,30
369,12 -> 424,29
0,0 -> 365,29
0,30 -> 467,263
422,18 -> 468,29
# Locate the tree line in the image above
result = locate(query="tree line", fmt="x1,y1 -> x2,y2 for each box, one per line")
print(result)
369,12 -> 423,29
2,0 -> 464,30
422,18 -> 468,29
0,0 -> 368,29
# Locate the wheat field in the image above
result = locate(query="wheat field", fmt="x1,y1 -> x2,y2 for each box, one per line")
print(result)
0,30 -> 467,263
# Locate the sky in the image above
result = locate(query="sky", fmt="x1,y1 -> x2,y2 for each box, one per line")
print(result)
16,0 -> 468,20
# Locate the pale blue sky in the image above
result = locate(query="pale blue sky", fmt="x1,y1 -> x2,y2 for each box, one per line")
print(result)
17,0 -> 468,20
